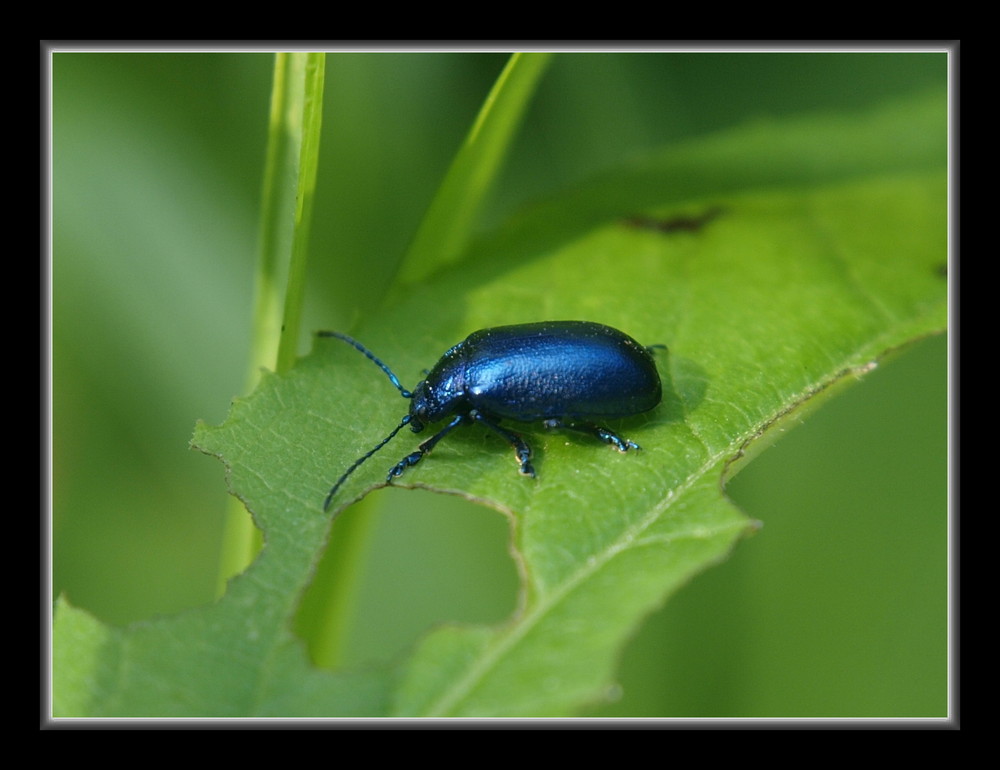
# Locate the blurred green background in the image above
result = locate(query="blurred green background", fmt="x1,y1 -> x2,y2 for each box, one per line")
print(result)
51,51 -> 949,717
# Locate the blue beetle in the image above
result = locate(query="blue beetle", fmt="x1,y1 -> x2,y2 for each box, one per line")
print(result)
320,321 -> 664,510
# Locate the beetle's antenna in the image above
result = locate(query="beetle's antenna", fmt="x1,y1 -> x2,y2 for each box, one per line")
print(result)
318,331 -> 413,398
324,415 -> 412,511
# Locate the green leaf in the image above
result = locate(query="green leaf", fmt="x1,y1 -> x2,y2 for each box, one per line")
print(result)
53,88 -> 946,717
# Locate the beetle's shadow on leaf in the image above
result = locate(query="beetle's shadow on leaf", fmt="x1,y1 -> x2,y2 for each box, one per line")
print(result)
660,355 -> 708,424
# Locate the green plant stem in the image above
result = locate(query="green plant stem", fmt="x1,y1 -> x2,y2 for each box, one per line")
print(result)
296,504 -> 376,668
276,54 -> 325,374
217,52 -> 326,594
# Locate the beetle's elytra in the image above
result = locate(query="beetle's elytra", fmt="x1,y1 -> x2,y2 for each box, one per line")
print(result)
320,321 -> 664,511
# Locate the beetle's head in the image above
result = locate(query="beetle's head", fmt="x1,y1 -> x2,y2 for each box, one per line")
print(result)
406,381 -> 427,433
408,368 -> 467,427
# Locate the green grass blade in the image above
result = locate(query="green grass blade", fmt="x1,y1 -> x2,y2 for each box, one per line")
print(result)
252,52 -> 326,378
276,54 -> 325,374
395,52 -> 553,285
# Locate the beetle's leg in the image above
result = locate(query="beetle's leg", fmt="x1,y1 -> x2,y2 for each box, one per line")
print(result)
386,413 -> 466,482
542,419 -> 641,453
471,411 -> 535,477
